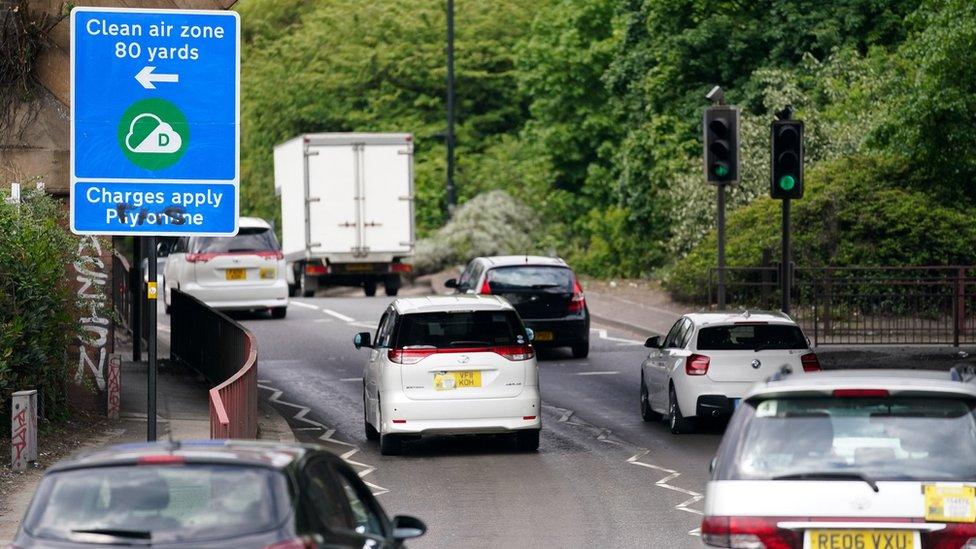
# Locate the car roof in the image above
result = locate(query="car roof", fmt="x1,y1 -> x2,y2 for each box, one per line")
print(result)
478,255 -> 569,268
683,310 -> 796,326
46,440 -> 336,473
392,295 -> 514,315
238,216 -> 272,229
745,368 -> 976,401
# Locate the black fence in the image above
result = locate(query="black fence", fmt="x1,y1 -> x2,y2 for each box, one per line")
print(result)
704,266 -> 976,346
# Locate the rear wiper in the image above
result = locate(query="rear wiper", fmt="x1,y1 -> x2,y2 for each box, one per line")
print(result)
773,471 -> 879,492
71,528 -> 152,539
530,284 -> 560,289
448,340 -> 491,347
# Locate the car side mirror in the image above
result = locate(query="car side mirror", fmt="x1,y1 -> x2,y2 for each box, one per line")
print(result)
525,328 -> 535,342
353,332 -> 372,350
445,278 -> 458,289
392,515 -> 427,541
644,336 -> 661,349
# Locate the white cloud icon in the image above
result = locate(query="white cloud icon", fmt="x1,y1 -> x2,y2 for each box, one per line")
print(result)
125,113 -> 182,154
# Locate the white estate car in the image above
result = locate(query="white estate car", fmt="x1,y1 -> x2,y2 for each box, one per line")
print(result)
702,368 -> 976,549
354,295 -> 542,455
163,217 -> 289,317
640,311 -> 820,434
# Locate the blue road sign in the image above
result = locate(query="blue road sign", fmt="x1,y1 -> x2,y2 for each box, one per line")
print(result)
70,7 -> 239,236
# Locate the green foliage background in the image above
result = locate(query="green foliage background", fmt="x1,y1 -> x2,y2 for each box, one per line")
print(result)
236,0 -> 976,290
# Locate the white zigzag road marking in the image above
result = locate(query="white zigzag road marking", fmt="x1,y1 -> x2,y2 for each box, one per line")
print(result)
258,383 -> 389,496
627,450 -> 703,516
590,328 -> 643,346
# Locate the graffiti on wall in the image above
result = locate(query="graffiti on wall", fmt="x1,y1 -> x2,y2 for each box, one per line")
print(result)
74,236 -> 109,390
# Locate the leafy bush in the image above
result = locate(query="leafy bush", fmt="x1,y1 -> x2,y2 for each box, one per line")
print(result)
664,155 -> 976,299
0,191 -> 83,424
413,190 -> 540,274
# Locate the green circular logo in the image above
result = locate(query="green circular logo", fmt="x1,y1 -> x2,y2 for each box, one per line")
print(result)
117,99 -> 189,170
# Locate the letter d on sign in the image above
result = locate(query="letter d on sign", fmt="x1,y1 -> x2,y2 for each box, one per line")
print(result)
159,133 -> 169,147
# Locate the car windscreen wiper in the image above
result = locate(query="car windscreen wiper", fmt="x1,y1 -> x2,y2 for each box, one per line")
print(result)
772,471 -> 879,492
529,284 -> 561,289
71,528 -> 152,539
448,340 -> 492,347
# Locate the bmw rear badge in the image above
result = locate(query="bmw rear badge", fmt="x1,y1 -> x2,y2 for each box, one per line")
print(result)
751,359 -> 761,369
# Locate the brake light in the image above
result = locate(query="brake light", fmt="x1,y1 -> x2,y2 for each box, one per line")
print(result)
388,348 -> 436,364
388,345 -> 535,364
138,455 -> 185,465
832,389 -> 889,398
479,278 -> 492,294
390,263 -> 412,273
926,522 -> 976,549
701,516 -> 801,549
305,263 -> 328,275
263,537 -> 318,549
800,352 -> 821,372
686,354 -> 710,376
495,345 -> 535,361
567,279 -> 586,313
256,250 -> 284,260
186,253 -> 217,263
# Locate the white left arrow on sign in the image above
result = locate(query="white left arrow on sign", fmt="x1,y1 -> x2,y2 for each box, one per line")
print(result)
135,66 -> 179,90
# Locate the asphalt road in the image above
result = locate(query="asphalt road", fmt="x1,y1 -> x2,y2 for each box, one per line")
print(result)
237,294 -> 722,548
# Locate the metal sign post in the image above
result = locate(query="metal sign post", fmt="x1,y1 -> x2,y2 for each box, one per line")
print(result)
70,7 -> 240,440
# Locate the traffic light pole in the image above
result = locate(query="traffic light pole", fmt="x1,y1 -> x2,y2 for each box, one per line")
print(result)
717,183 -> 727,309
781,199 -> 791,315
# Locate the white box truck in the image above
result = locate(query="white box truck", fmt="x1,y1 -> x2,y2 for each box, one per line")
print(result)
273,133 -> 415,297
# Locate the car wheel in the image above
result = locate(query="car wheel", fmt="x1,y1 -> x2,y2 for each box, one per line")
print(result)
668,386 -> 694,435
380,432 -> 402,455
364,392 -> 379,441
364,281 -> 378,297
515,429 -> 540,452
571,340 -> 589,359
271,307 -> 287,319
641,376 -> 660,422
299,270 -> 314,298
384,285 -> 399,296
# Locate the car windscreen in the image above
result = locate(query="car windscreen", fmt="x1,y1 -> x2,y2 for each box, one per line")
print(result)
24,464 -> 288,544
697,323 -> 807,351
716,397 -> 976,482
394,311 -> 526,349
486,266 -> 574,292
191,227 -> 280,254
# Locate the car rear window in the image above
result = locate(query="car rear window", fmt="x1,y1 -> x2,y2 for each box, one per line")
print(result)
394,311 -> 526,349
486,266 -> 574,292
191,227 -> 279,254
697,323 -> 807,351
715,397 -> 976,482
25,464 -> 288,544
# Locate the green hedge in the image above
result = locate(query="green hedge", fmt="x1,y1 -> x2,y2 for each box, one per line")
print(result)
663,155 -> 976,299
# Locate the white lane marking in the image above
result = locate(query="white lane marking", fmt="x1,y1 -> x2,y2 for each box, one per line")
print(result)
575,371 -> 619,376
349,321 -> 376,329
258,383 -> 388,496
291,301 -> 320,310
321,308 -> 355,322
339,378 -> 361,382
590,328 -> 643,346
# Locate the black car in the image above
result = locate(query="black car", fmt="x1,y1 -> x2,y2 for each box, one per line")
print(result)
13,440 -> 425,549
446,255 -> 590,358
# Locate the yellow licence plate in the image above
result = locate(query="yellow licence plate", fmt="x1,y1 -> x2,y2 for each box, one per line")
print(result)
434,371 -> 482,391
534,331 -> 554,342
225,268 -> 246,280
806,530 -> 916,549
344,263 -> 373,272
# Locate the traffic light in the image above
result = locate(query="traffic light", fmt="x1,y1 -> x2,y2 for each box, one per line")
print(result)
703,106 -> 740,184
770,120 -> 804,199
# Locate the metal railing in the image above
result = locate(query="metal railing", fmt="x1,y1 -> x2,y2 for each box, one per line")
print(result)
704,266 -> 976,346
169,289 -> 258,439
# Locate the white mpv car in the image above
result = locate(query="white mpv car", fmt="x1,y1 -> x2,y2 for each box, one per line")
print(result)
163,217 -> 289,317
640,311 -> 820,434
354,295 -> 541,455
703,368 -> 976,549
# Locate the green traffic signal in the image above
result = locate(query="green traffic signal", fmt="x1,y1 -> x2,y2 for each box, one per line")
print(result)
714,164 -> 729,178
778,174 -> 795,191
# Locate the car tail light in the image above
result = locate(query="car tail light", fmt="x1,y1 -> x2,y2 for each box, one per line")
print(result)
800,352 -> 821,372
567,279 -> 586,313
390,263 -> 412,273
138,455 -> 185,465
926,522 -> 976,549
701,516 -> 801,549
686,354 -> 710,376
305,263 -> 329,275
256,250 -> 284,260
495,345 -> 535,361
479,278 -> 492,294
388,348 -> 437,364
263,537 -> 318,549
186,252 -> 217,263
832,389 -> 889,397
